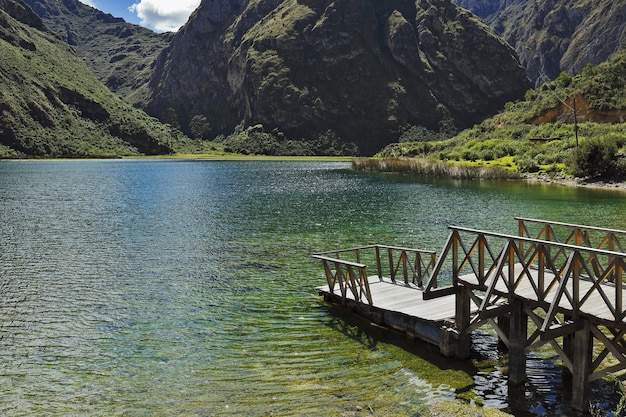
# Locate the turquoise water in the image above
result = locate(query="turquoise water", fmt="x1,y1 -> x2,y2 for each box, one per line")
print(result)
1,160 -> 625,416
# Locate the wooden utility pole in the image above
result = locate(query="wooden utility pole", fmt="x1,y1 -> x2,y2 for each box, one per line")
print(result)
573,96 -> 579,147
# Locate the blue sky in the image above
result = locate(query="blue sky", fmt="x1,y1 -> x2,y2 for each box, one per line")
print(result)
78,0 -> 201,32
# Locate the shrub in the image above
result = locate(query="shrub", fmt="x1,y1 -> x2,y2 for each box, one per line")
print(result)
569,137 -> 618,178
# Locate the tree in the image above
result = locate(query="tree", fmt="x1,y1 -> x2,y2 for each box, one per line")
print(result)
189,115 -> 212,140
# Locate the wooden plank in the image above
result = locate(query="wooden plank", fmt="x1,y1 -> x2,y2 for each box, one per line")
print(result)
318,276 -> 465,325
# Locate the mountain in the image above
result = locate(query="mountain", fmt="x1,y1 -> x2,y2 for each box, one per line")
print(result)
454,0 -> 626,85
144,0 -> 530,155
23,0 -> 172,105
374,50 -> 626,177
0,0 -> 177,157
453,0 -> 513,19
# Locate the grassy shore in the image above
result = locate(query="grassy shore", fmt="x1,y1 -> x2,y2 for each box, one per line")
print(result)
352,156 -> 626,194
352,157 -> 522,180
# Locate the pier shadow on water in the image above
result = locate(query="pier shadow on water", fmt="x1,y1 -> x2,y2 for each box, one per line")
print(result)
323,305 -> 623,417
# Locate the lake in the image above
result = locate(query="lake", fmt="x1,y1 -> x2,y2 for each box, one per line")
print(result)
1,159 -> 625,416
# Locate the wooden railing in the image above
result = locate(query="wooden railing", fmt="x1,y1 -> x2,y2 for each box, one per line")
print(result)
423,226 -> 626,328
313,245 -> 437,305
312,254 -> 372,304
516,217 -> 626,282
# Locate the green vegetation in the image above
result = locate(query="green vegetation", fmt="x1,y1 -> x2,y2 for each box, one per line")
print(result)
373,51 -> 626,181
0,5 -> 189,158
570,136 -> 626,178
25,0 -> 172,103
353,157 -> 521,180
430,400 -> 512,417
212,125 -> 359,156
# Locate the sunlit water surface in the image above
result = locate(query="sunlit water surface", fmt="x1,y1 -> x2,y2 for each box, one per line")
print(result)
1,160 -> 625,416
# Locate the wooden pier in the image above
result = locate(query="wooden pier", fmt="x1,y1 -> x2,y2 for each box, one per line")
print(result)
313,218 -> 626,412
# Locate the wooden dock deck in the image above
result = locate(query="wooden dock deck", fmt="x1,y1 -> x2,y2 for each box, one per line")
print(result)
313,219 -> 626,412
317,276 -> 462,350
319,276 -> 456,322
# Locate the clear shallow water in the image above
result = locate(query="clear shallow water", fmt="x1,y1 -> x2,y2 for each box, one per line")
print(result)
1,159 -> 625,416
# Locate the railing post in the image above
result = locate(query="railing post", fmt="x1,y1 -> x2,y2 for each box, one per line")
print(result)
478,235 -> 485,285
452,231 -> 459,285
616,259 -> 623,320
609,233 -> 616,282
545,225 -> 552,263
401,250 -> 409,284
518,218 -> 525,255
375,246 -> 382,280
388,247 -> 395,282
538,244 -> 545,300
508,239 -> 516,297
573,252 -> 581,311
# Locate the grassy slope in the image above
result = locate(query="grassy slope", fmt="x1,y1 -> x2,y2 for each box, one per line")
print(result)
24,0 -> 172,105
0,3 -> 188,158
375,51 -> 626,175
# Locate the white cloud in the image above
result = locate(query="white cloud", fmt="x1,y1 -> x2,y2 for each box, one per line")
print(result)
78,0 -> 96,6
129,0 -> 201,32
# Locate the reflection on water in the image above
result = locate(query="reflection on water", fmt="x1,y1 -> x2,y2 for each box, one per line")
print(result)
0,160 -> 625,416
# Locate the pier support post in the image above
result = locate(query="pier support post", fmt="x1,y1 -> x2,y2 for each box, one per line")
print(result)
497,315 -> 510,351
572,320 -> 592,412
455,286 -> 471,359
508,299 -> 527,384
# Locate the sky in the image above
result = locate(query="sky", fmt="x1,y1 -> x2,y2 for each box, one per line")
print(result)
78,0 -> 201,32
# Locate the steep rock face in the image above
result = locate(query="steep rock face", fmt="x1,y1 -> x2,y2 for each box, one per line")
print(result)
146,0 -> 529,154
454,0 -> 626,85
24,0 -> 172,104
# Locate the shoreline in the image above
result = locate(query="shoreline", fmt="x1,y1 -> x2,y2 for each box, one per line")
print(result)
0,154 -> 353,162
523,173 -> 626,192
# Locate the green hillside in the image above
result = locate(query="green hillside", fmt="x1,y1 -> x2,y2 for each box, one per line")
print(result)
375,51 -> 626,178
0,0 -> 185,158
24,0 -> 172,105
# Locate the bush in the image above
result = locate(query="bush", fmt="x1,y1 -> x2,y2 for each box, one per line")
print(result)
569,137 -> 618,178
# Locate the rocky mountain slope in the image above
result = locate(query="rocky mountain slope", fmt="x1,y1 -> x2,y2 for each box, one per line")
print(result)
23,0 -> 172,105
0,0 -> 176,157
374,50 -> 626,178
454,0 -> 626,85
144,0 -> 530,154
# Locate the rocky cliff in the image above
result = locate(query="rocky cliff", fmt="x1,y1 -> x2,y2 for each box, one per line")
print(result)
145,0 -> 530,154
454,0 -> 626,85
24,0 -> 172,105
